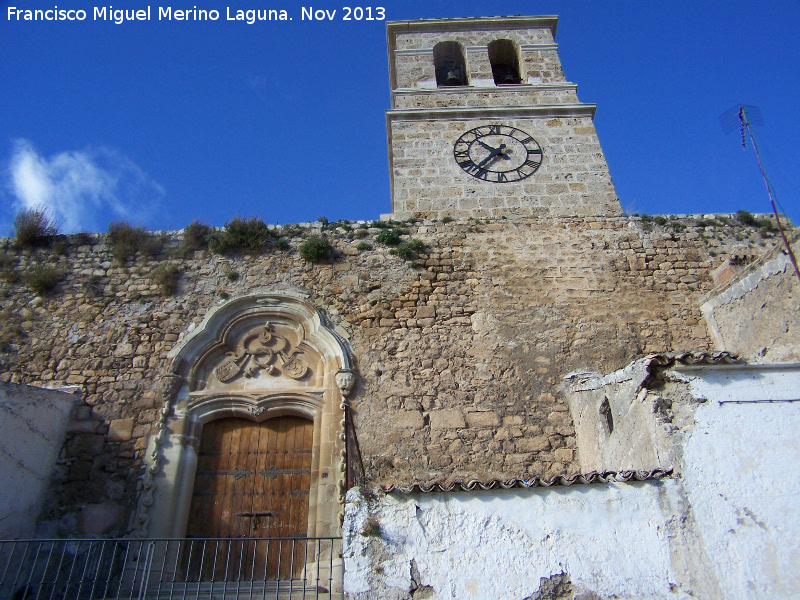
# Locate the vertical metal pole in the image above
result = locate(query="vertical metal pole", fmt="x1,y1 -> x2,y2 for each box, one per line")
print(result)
328,538 -> 334,600
47,541 -> 70,600
136,541 -> 155,600
19,541 -> 42,600
185,539 -> 197,583
208,540 -> 220,600
274,540 -> 282,600
75,540 -> 97,599
315,539 -> 322,600
222,540 -> 232,599
8,540 -> 33,598
154,539 -> 170,598
87,540 -> 109,600
261,539 -> 270,600
35,541 -> 59,600
303,538 -> 308,598
288,539 -> 295,597
247,538 -> 257,600
112,540 -> 134,600
235,538 -> 246,597
740,107 -> 800,284
99,542 -> 121,600
167,539 -> 182,600
340,538 -> 345,600
184,540 -> 194,600
0,541 -> 14,590
62,541 -> 83,600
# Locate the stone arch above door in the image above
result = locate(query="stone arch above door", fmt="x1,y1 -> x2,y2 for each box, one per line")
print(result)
131,292 -> 356,539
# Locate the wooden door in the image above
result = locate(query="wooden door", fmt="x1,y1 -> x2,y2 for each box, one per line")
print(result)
185,416 -> 313,581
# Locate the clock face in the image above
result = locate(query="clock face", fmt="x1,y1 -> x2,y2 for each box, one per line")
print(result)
453,124 -> 543,183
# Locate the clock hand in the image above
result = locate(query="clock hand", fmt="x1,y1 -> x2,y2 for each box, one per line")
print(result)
476,143 -> 508,168
477,151 -> 500,168
477,139 -> 499,152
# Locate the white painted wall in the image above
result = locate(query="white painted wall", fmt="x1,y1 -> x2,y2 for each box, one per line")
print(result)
676,365 -> 800,600
344,364 -> 800,599
0,383 -> 76,539
345,482 -> 695,599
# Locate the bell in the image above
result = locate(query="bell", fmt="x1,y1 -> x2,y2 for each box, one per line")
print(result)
495,66 -> 519,84
444,70 -> 463,86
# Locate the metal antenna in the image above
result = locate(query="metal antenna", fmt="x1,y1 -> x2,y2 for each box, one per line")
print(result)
720,104 -> 800,284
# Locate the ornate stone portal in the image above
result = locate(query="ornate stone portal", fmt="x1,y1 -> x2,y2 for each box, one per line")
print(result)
132,292 -> 356,540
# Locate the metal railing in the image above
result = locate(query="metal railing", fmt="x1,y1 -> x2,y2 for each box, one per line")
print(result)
0,537 -> 342,600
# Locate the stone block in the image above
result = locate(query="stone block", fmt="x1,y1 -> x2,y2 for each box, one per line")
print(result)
516,436 -> 551,453
429,409 -> 466,429
554,448 -> 574,463
113,343 -> 134,357
67,434 -> 105,457
393,411 -> 423,429
66,420 -> 100,434
416,306 -> 435,319
108,418 -> 134,441
505,453 -> 532,465
547,411 -> 572,425
465,411 -> 500,428
69,461 -> 91,482
81,502 -> 123,535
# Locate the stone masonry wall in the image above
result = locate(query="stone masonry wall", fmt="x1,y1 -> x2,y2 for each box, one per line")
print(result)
388,116 -> 621,218
0,213 -> 786,536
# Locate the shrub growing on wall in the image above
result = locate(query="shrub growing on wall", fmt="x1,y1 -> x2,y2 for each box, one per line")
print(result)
180,220 -> 212,255
107,221 -> 149,264
150,263 -> 181,296
375,228 -> 402,246
208,216 -> 272,255
14,208 -> 59,248
22,264 -> 63,296
299,235 -> 332,263
392,238 -> 427,261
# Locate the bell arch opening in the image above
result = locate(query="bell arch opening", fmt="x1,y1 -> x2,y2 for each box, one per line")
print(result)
488,39 -> 522,85
433,41 -> 468,87
131,293 -> 356,542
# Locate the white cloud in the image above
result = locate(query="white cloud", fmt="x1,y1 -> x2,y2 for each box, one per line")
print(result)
5,139 -> 165,233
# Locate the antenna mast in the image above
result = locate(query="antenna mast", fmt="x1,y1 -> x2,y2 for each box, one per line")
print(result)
722,105 -> 800,284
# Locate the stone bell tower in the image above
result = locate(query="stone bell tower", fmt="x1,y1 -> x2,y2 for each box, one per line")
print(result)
383,16 -> 622,220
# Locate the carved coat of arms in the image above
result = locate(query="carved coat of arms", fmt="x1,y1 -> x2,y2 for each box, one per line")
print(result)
212,322 -> 310,385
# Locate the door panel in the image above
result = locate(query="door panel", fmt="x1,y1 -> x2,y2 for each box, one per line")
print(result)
185,416 -> 313,580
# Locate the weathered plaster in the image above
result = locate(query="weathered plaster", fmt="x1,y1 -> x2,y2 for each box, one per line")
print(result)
562,361 -> 662,473
674,364 -> 800,599
0,383 -> 76,538
344,483 -> 693,600
702,236 -> 800,362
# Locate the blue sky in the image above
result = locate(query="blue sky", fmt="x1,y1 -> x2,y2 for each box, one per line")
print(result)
1,1 -> 798,233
